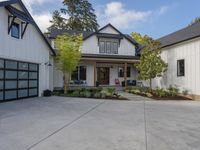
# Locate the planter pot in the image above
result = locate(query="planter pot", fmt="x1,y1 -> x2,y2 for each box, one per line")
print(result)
43,90 -> 52,97
96,81 -> 99,87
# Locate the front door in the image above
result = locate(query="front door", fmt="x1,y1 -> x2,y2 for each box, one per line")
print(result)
97,67 -> 109,85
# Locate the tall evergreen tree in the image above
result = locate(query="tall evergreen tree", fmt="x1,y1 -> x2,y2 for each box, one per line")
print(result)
189,17 -> 200,26
48,10 -> 67,31
61,0 -> 99,31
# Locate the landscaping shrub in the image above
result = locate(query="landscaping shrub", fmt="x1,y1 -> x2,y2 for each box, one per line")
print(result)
84,91 -> 92,98
168,86 -> 179,96
71,90 -> 80,97
182,90 -> 189,95
93,92 -> 101,98
154,87 -> 169,97
100,90 -> 107,98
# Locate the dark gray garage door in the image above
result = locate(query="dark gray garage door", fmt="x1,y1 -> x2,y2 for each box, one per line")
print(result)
0,58 -> 39,101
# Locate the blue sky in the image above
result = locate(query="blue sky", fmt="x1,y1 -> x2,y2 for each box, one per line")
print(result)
22,0 -> 200,38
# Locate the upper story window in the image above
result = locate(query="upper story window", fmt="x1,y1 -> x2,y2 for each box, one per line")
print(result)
11,22 -> 20,39
99,38 -> 119,54
177,59 -> 185,76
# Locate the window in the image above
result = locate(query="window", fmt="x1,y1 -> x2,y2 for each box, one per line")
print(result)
71,66 -> 86,81
99,39 -> 119,54
177,59 -> 185,76
11,22 -> 20,39
106,42 -> 111,54
118,67 -> 131,77
80,66 -> 86,80
99,41 -> 105,53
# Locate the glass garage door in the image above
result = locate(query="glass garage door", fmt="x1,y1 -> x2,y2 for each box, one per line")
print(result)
0,59 -> 39,101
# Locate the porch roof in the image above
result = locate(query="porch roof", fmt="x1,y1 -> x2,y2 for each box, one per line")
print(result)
81,54 -> 140,63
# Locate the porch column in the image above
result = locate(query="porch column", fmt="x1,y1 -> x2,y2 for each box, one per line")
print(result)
93,61 -> 96,86
124,62 -> 127,87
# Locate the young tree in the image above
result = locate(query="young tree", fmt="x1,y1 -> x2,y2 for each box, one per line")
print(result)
48,10 -> 67,31
131,32 -> 168,89
189,17 -> 200,26
61,0 -> 99,31
55,34 -> 83,94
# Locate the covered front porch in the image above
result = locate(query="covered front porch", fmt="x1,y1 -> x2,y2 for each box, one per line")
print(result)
70,54 -> 140,87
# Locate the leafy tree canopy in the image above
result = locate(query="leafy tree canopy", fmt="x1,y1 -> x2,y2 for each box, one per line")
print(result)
131,32 -> 168,88
55,34 -> 83,93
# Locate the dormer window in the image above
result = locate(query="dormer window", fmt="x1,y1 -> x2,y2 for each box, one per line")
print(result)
99,38 -> 119,54
11,22 -> 20,39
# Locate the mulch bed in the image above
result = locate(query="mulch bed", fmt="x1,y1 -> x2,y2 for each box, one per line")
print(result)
151,96 -> 192,100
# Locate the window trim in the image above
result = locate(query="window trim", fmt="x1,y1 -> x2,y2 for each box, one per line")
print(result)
11,22 -> 20,39
177,59 -> 185,77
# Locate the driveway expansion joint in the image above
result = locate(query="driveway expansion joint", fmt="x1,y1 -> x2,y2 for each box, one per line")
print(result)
26,100 -> 106,150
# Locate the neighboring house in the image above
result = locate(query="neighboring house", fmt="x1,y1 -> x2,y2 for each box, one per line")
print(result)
48,24 -> 142,88
153,22 -> 200,99
0,0 -> 55,101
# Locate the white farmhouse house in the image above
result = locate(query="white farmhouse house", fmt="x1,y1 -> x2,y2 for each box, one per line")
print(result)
153,22 -> 200,100
48,24 -> 142,89
0,0 -> 55,101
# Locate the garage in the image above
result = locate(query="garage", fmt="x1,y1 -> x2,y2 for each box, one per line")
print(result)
0,58 -> 39,101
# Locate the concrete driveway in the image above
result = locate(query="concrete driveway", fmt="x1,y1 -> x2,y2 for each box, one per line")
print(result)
0,97 -> 200,150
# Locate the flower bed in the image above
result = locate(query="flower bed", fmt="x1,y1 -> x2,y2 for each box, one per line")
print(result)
125,86 -> 192,100
53,87 -> 128,100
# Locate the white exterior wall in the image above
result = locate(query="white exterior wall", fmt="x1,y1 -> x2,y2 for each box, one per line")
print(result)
52,25 -> 137,89
153,38 -> 200,96
0,6 -> 51,96
82,26 -> 136,56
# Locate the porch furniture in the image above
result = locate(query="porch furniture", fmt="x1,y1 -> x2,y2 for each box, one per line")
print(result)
122,80 -> 136,87
115,79 -> 120,86
70,80 -> 87,86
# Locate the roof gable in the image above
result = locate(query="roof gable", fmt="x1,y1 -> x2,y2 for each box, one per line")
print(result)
0,0 -> 55,55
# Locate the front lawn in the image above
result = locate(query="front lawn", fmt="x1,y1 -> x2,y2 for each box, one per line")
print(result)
125,86 -> 192,100
53,87 -> 128,100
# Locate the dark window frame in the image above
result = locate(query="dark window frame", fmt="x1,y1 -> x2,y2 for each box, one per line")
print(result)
99,40 -> 119,54
177,59 -> 185,77
118,66 -> 131,78
71,66 -> 87,81
11,22 -> 20,39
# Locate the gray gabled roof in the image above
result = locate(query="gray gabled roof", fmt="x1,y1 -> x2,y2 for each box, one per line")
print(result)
48,23 -> 142,54
0,0 -> 56,56
159,22 -> 200,48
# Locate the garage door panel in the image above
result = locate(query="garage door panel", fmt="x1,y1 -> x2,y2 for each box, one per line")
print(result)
5,81 -> 17,89
0,59 -> 39,101
5,71 -> 17,79
5,90 -> 17,100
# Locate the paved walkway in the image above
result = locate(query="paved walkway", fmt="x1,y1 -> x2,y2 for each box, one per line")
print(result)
119,91 -> 153,101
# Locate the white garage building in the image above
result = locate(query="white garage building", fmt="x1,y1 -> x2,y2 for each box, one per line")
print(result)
0,0 -> 55,101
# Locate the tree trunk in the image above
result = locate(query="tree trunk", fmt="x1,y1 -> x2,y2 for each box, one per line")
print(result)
63,72 -> 70,94
150,78 -> 152,90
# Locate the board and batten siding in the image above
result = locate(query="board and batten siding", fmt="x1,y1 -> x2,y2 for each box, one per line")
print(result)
82,26 -> 136,56
0,6 -> 51,96
152,37 -> 200,96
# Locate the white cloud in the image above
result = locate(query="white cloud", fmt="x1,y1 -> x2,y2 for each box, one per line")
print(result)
20,0 -> 57,32
97,2 -> 152,29
32,12 -> 52,32
97,2 -> 170,30
157,6 -> 169,16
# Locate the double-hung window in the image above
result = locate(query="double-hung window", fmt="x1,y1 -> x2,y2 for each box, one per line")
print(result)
71,66 -> 86,81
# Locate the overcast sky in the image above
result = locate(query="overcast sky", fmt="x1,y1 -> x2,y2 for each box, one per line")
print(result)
5,0 -> 200,38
